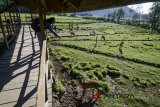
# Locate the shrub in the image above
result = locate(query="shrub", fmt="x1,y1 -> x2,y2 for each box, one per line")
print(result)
62,62 -> 72,72
67,80 -> 77,87
97,81 -> 109,94
78,62 -> 92,71
71,69 -> 83,78
115,77 -> 126,85
48,47 -> 53,53
107,70 -> 121,78
83,66 -> 91,71
79,62 -> 88,67
72,64 -> 83,70
91,63 -> 101,68
60,55 -> 70,61
53,78 -> 65,94
102,70 -> 107,77
93,70 -> 104,80
87,70 -> 98,80
106,65 -> 119,71
123,74 -> 129,79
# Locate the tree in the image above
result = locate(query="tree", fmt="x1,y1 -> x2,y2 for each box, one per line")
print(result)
128,8 -> 134,19
149,2 -> 160,31
110,10 -> 117,21
116,8 -> 125,22
132,13 -> 139,19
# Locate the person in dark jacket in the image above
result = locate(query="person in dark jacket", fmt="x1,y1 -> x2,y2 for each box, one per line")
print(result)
31,17 -> 60,38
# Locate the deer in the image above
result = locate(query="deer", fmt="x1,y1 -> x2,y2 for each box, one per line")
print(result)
90,31 -> 96,36
101,36 -> 106,41
70,31 -> 76,36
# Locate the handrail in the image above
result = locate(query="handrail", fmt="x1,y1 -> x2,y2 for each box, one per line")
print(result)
37,40 -> 47,107
37,1 -> 51,106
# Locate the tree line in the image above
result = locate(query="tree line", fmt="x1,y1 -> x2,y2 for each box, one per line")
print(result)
105,2 -> 160,33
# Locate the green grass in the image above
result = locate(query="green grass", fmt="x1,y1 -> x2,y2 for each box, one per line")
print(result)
49,45 -> 160,106
47,16 -> 160,106
53,78 -> 65,94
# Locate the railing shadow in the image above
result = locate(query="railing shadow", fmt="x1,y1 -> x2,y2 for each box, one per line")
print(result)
0,23 -> 41,106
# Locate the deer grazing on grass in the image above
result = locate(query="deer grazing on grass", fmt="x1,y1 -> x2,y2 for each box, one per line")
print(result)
70,31 -> 76,36
101,36 -> 106,41
90,31 -> 96,36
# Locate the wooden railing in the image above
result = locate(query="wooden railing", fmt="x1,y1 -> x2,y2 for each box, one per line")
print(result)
37,39 -> 52,107
0,1 -> 21,49
37,1 -> 53,106
37,40 -> 47,107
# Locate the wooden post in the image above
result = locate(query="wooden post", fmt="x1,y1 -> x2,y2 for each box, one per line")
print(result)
6,0 -> 15,36
0,16 -> 9,49
39,2 -> 46,40
37,0 -> 48,107
37,40 -> 47,107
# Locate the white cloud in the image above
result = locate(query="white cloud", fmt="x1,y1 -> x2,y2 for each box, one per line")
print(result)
128,2 -> 154,14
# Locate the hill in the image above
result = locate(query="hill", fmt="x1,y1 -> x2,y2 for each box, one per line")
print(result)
76,6 -> 139,18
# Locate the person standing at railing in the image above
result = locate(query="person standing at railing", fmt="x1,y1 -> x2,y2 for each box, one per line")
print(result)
31,17 -> 61,38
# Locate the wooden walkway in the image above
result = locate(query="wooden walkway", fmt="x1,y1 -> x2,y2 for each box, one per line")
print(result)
0,24 -> 41,107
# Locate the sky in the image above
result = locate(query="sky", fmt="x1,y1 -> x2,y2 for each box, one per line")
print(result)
128,2 -> 153,14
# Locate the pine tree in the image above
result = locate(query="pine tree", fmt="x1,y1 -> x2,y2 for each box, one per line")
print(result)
149,2 -> 160,32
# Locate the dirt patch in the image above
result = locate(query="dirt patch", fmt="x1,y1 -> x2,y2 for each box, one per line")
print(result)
51,56 -> 98,107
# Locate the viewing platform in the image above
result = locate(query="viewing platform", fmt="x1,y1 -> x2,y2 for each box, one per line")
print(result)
0,24 -> 40,106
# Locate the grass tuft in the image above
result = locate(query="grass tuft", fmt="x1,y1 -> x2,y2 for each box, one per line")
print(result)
53,78 -> 65,94
106,64 -> 119,71
60,55 -> 70,61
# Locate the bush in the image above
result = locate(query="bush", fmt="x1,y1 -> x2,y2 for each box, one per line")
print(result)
72,62 -> 106,80
123,74 -> 129,79
91,63 -> 101,68
97,81 -> 109,94
53,78 -> 65,94
107,70 -> 121,78
87,70 -> 98,80
67,80 -> 77,87
62,62 -> 72,71
93,70 -> 104,80
79,62 -> 88,67
102,70 -> 107,77
106,65 -> 119,71
115,77 -> 126,85
72,64 -> 83,70
60,55 -> 70,61
71,69 -> 83,78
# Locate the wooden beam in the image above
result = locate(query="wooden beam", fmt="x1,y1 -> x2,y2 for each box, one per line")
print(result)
46,0 -> 65,12
65,0 -> 81,9
39,2 -> 46,40
37,40 -> 47,107
37,1 -> 47,107
51,0 -> 66,11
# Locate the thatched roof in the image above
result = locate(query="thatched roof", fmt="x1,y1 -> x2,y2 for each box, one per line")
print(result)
16,0 -> 158,13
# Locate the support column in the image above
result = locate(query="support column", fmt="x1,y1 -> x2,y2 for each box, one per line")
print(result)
39,2 -> 46,40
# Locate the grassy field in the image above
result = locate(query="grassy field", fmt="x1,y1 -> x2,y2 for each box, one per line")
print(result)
48,15 -> 160,107
27,14 -> 160,106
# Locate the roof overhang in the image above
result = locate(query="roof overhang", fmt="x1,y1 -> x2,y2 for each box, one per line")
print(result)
15,0 -> 159,13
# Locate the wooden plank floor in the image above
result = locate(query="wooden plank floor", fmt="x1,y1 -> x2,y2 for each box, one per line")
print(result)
0,25 -> 41,107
